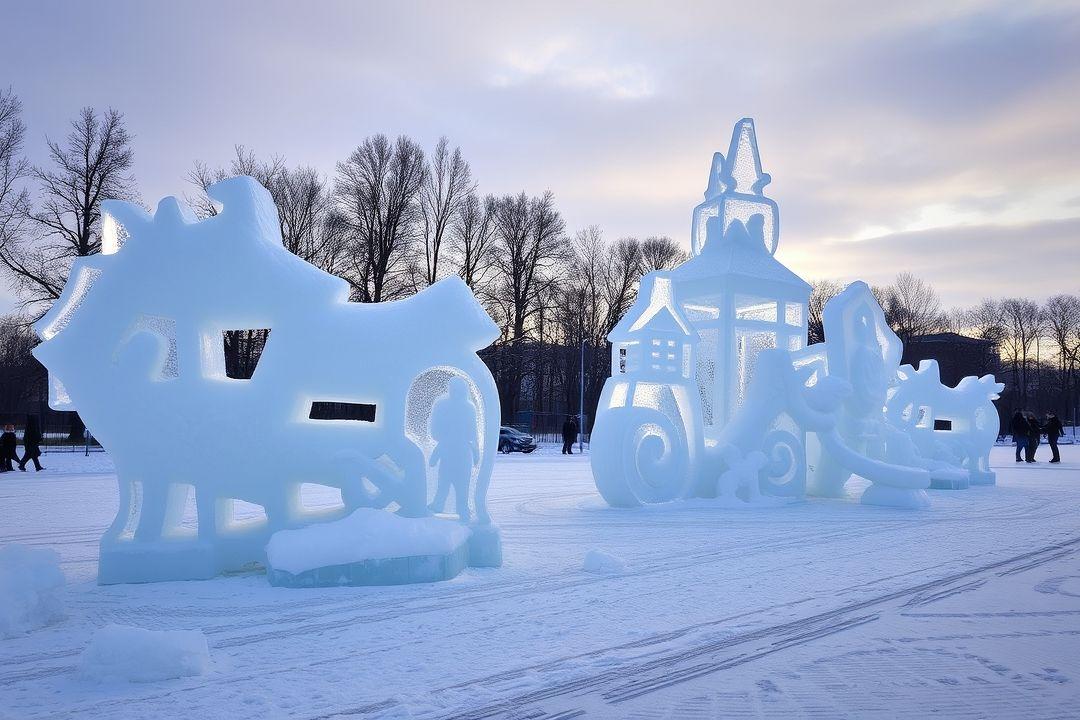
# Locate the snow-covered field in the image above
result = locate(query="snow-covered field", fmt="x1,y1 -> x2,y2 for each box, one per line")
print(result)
1,445 -> 1079,719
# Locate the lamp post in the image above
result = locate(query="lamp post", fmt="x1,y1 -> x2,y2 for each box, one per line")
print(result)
579,335 -> 585,453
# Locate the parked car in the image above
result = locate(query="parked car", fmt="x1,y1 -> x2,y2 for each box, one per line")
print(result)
499,426 -> 537,454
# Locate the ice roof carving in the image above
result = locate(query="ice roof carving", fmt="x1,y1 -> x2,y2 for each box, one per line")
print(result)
610,274 -> 692,342
690,118 -> 780,257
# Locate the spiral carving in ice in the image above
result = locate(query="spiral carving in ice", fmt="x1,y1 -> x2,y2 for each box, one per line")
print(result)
759,429 -> 806,497
591,408 -> 691,507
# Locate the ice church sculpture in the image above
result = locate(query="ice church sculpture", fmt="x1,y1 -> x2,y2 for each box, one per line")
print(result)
590,118 -> 1003,510
33,176 -> 502,585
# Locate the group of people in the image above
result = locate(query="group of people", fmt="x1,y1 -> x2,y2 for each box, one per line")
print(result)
0,414 -> 45,473
1010,409 -> 1064,464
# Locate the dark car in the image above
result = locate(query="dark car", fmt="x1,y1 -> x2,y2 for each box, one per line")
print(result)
499,426 -> 537,454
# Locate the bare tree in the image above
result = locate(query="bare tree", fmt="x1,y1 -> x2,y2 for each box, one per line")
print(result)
878,272 -> 945,344
1045,294 -> 1080,415
0,316 -> 46,411
807,279 -> 842,344
639,235 -> 686,273
489,190 -> 566,416
0,107 -> 136,315
187,145 -> 285,218
964,298 -> 1007,343
419,137 -> 473,286
0,88 -> 31,284
334,135 -> 426,302
453,191 -> 496,291
1000,298 -> 1045,405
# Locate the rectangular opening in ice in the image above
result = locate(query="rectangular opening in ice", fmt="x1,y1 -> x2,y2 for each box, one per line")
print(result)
222,329 -> 271,380
308,401 -> 377,422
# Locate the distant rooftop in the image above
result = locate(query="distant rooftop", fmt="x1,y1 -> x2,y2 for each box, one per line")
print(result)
908,332 -> 995,346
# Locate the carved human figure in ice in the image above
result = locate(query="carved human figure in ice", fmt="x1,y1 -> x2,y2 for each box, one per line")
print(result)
428,377 -> 480,522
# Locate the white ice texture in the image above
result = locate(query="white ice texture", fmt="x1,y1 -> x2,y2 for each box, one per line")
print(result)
266,507 -> 472,575
590,118 -> 1002,509
79,624 -> 209,683
0,545 -> 65,638
582,549 -> 626,575
32,176 -> 502,584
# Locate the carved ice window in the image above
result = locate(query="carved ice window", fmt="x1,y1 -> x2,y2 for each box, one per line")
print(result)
308,401 -> 377,422
735,295 -> 777,322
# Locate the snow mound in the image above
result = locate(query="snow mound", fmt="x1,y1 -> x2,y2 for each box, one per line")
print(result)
79,624 -> 209,683
583,549 -> 626,575
0,545 -> 65,638
266,507 -> 472,575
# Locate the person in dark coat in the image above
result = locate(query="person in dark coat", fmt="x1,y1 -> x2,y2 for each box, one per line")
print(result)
561,415 -> 579,455
1011,410 -> 1030,463
0,424 -> 18,472
1044,411 -> 1064,464
1026,412 -> 1042,463
18,414 -> 44,472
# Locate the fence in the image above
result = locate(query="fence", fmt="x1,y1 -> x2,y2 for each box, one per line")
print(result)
0,422 -> 104,455
39,426 -> 104,455
508,411 -> 591,445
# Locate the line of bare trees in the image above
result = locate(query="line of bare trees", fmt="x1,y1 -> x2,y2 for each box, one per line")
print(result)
0,90 -> 686,428
810,274 -> 1080,422
3,90 -> 1078,433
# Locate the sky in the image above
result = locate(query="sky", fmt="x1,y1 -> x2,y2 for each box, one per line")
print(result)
3,0 -> 1080,313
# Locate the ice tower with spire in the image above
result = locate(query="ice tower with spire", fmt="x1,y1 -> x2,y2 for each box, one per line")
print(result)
594,118 -> 811,506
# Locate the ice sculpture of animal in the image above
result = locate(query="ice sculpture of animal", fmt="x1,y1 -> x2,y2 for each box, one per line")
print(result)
887,360 -> 1004,486
33,177 -> 502,584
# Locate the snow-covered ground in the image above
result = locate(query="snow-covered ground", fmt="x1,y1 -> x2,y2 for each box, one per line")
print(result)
1,445 -> 1079,719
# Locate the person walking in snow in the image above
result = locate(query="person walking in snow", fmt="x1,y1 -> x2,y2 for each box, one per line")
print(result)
18,414 -> 44,472
1011,410 -> 1030,463
0,424 -> 18,472
561,415 -> 578,455
1044,411 -> 1064,464
1026,412 -> 1042,463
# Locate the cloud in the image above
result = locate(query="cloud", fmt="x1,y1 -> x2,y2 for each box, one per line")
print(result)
781,217 -> 1080,307
489,35 -> 655,99
3,0 -> 1080,315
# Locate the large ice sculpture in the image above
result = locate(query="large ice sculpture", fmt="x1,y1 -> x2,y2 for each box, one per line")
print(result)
590,119 -> 1001,510
886,360 -> 1004,487
800,281 -> 931,508
33,177 -> 502,584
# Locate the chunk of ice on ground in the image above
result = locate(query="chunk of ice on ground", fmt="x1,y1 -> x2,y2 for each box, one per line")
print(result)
583,549 -> 626,575
266,507 -> 472,575
0,545 -> 65,638
79,624 -> 209,683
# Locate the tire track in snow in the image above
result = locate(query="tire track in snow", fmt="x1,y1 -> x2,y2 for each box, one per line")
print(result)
430,535 -> 1080,719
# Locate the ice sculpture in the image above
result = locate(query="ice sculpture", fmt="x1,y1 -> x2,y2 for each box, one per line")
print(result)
428,378 -> 481,522
590,119 -> 1001,510
33,176 -> 502,584
886,360 -> 1004,487
800,281 -> 931,508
